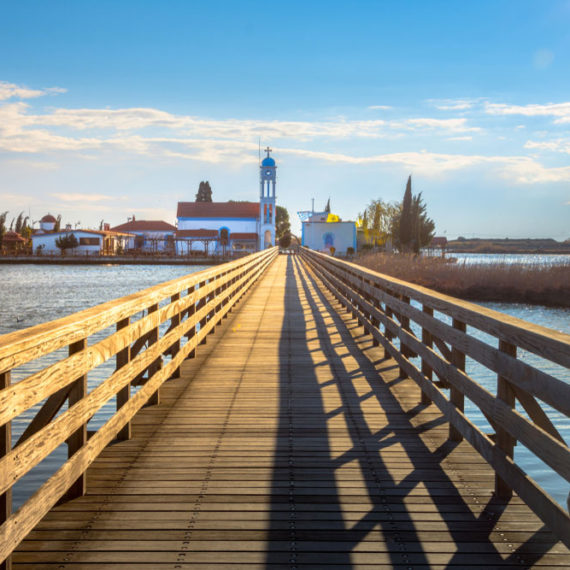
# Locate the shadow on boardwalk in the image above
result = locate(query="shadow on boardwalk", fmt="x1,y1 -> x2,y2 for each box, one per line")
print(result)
265,255 -> 556,568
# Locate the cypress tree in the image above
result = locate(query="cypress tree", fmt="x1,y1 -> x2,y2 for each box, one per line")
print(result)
399,175 -> 413,251
195,181 -> 213,202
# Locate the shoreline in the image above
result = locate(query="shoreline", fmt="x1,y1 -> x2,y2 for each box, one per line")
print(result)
0,255 -> 225,266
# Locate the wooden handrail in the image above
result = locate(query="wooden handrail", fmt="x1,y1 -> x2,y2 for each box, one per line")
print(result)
301,247 -> 570,548
0,247 -> 277,565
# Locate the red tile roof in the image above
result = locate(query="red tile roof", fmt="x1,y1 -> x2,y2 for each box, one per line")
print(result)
176,229 -> 218,238
111,220 -> 177,232
231,233 -> 258,240
3,231 -> 26,242
40,214 -> 57,223
430,237 -> 448,247
177,202 -> 259,219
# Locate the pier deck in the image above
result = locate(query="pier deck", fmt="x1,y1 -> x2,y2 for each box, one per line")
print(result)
13,256 -> 569,568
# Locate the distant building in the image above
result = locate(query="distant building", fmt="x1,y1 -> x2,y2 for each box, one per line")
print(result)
110,219 -> 177,253
38,214 -> 57,233
175,202 -> 260,255
32,229 -> 134,256
175,147 -> 277,255
2,231 -> 27,253
301,212 -> 357,256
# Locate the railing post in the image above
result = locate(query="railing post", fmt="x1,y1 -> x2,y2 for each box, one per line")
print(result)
1,371 -> 12,570
495,340 -> 516,499
421,305 -> 433,405
147,303 -> 161,406
198,280 -> 208,345
185,285 -> 197,359
65,339 -> 88,500
371,285 -> 380,347
399,295 -> 411,379
449,319 -> 466,442
116,317 -> 131,441
169,293 -> 181,379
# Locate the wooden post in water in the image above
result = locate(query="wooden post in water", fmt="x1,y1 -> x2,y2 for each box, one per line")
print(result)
116,317 -> 131,441
495,340 -> 516,499
1,371 -> 11,570
449,318 -> 466,442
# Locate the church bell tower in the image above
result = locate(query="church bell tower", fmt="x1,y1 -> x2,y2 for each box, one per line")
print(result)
259,147 -> 276,249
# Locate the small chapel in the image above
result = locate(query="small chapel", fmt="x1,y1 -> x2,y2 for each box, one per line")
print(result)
175,148 -> 277,255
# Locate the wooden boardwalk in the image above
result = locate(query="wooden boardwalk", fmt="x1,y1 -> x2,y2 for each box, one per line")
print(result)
14,255 -> 569,568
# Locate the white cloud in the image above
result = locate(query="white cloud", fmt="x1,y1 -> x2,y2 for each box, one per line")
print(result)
485,101 -> 570,124
524,139 -> 570,154
51,193 -> 125,202
428,98 -> 477,111
390,117 -> 481,133
280,147 -> 570,183
448,136 -> 473,141
0,81 -> 66,101
533,49 -> 554,69
368,105 -> 392,110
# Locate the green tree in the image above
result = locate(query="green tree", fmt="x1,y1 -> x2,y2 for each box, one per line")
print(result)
358,199 -> 398,246
390,178 -> 435,253
14,212 -> 26,234
195,181 -> 213,202
275,205 -> 291,240
279,232 -> 292,248
410,192 -> 435,254
399,176 -> 413,251
55,233 -> 78,255
54,214 -> 62,232
0,211 -> 7,246
324,198 -> 331,213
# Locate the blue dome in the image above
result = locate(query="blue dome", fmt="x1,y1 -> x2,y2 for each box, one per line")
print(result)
261,156 -> 275,167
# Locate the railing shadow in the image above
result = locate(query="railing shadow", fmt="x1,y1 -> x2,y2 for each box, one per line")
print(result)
265,255 -> 557,567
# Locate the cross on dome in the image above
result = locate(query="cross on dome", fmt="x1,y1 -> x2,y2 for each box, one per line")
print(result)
264,146 -> 272,157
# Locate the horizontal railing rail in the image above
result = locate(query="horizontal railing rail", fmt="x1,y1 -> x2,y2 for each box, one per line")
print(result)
301,247 -> 570,548
0,247 -> 277,566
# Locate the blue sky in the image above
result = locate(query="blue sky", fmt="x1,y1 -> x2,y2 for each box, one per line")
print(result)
1,0 -> 569,238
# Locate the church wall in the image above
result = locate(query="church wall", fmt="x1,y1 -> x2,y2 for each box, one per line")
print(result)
302,221 -> 357,255
177,218 -> 257,233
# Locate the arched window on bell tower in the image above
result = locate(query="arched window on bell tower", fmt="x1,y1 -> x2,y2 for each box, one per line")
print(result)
259,147 -> 276,249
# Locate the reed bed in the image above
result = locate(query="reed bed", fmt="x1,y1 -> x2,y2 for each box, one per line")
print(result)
355,253 -> 570,307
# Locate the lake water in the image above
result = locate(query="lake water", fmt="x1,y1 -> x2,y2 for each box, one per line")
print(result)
1,260 -> 569,510
451,252 -> 570,266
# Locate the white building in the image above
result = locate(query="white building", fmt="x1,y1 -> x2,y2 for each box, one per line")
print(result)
302,212 -> 357,256
32,229 -> 134,256
175,147 -> 277,255
110,219 -> 177,253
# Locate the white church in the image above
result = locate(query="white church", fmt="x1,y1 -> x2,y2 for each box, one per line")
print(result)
175,147 -> 277,255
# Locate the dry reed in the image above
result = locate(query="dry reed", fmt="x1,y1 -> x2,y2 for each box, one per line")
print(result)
354,253 -> 570,307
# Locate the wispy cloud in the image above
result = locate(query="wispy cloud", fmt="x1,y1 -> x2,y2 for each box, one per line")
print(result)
532,49 -> 554,69
0,81 -> 66,101
368,105 -> 392,110
485,101 -> 570,124
428,98 -> 479,111
524,138 -> 570,154
51,192 -> 125,202
394,118 -> 481,133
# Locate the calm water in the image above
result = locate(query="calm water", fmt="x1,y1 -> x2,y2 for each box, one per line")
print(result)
451,252 -> 570,266
1,261 -> 569,510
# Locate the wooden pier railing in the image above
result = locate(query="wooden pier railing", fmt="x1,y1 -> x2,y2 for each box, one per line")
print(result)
301,247 -> 570,548
0,247 -> 277,567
